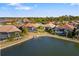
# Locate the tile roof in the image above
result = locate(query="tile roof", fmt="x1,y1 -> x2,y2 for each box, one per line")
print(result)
44,22 -> 56,28
23,23 -> 35,27
56,23 -> 75,30
63,24 -> 75,30
0,25 -> 21,32
23,18 -> 31,23
0,19 -> 15,23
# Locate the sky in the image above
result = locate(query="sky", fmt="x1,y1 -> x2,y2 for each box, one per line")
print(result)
0,3 -> 79,17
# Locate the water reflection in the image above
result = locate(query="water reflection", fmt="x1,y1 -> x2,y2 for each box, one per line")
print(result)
74,43 -> 79,48
1,36 -> 79,56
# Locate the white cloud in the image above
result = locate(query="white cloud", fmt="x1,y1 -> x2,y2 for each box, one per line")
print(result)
7,3 -> 19,6
7,3 -> 32,10
15,6 -> 32,10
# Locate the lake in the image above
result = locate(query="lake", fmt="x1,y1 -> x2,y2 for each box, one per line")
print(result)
1,36 -> 79,56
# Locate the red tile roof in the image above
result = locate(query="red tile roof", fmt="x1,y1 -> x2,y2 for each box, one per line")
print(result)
63,24 -> 75,30
23,23 -> 35,27
56,23 -> 75,30
0,19 -> 15,23
23,18 -> 31,23
0,25 -> 21,32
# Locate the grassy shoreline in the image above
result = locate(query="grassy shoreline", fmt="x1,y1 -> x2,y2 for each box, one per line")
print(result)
0,32 -> 79,50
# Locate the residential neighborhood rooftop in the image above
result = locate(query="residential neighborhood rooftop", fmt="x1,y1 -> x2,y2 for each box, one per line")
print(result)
0,25 -> 21,32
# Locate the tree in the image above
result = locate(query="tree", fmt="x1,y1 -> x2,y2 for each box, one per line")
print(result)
75,29 -> 79,40
37,26 -> 44,32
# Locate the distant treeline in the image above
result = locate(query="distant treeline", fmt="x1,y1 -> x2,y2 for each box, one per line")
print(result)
0,15 -> 79,23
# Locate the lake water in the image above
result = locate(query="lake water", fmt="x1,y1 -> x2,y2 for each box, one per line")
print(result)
1,36 -> 79,56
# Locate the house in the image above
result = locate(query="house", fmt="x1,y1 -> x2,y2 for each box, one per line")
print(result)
54,23 -> 75,37
0,19 -> 15,25
45,22 -> 56,28
23,18 -> 32,23
53,23 -> 73,36
63,23 -> 75,31
0,25 -> 21,40
23,23 -> 36,32
44,22 -> 56,30
53,26 -> 66,36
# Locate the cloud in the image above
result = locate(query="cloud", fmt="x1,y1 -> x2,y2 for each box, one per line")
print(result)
7,3 -> 32,10
15,6 -> 32,10
7,3 -> 19,6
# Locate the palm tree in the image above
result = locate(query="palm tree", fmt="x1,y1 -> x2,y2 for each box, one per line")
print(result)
64,30 -> 68,38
